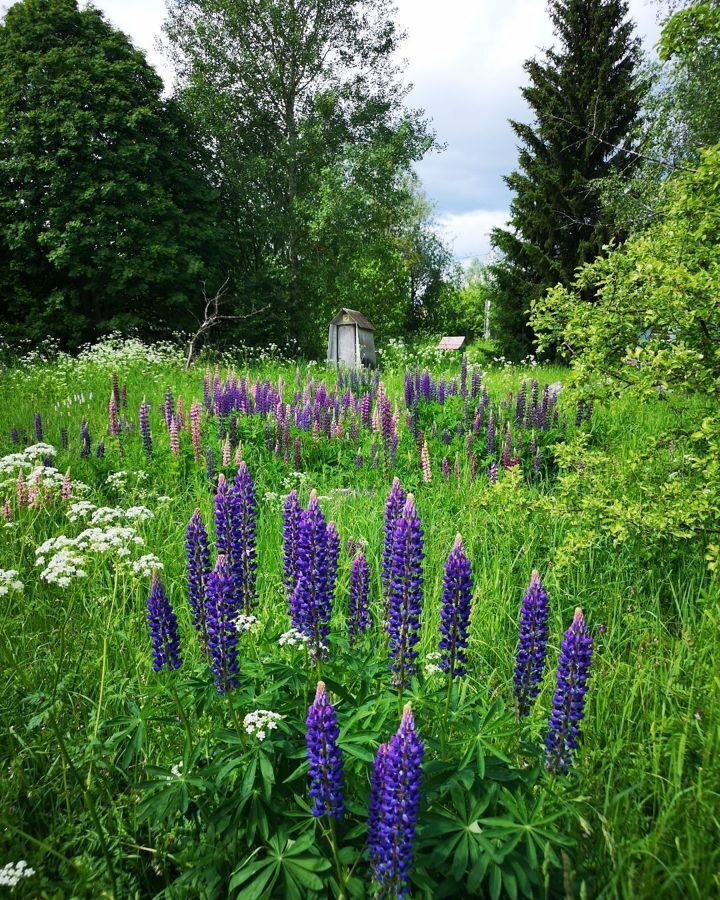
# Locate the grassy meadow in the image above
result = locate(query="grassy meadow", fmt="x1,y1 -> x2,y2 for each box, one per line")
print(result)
0,338 -> 718,899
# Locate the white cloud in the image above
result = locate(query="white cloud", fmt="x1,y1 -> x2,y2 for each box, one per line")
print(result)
437,208 -> 508,262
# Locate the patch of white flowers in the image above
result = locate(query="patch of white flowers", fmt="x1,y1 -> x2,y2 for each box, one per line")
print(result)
0,569 -> 23,596
243,710 -> 285,742
36,524 -> 150,586
0,443 -> 56,480
0,860 -> 36,887
278,628 -> 309,647
236,614 -> 260,633
131,554 -> 163,577
424,652 -> 443,677
67,502 -> 153,525
67,501 -> 97,522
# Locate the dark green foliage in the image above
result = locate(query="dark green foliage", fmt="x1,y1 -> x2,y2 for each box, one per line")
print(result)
165,0 -> 447,353
0,0 -> 227,348
491,0 -> 644,357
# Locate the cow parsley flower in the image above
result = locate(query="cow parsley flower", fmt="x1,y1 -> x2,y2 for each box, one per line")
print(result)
243,709 -> 285,741
67,501 -> 97,522
0,569 -> 23,596
132,554 -> 164,577
0,860 -> 36,887
236,614 -> 260,633
278,627 -> 309,647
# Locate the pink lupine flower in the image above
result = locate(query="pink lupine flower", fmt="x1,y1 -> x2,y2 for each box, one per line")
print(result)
170,416 -> 180,455
61,469 -> 72,501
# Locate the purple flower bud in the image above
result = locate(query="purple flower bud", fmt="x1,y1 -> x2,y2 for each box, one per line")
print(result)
34,413 -> 43,443
368,704 -> 424,898
438,534 -> 473,678
387,494 -> 424,688
305,681 -> 345,819
293,491 -> 332,654
186,508 -> 211,650
147,572 -> 182,672
546,608 -> 593,774
206,555 -> 240,694
348,551 -> 371,644
513,571 -> 550,717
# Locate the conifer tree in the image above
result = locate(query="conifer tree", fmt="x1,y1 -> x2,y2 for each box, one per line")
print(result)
491,0 -> 644,357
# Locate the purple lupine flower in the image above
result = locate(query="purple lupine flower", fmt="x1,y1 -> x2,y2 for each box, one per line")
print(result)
513,570 -> 550,717
293,491 -> 332,654
164,389 -> 174,431
348,551 -> 370,645
186,508 -> 211,649
487,411 -> 495,456
109,393 -> 119,436
282,489 -> 301,595
368,704 -> 424,899
460,352 -> 468,397
382,477 -> 406,598
355,452 -> 363,468
147,571 -> 182,672
441,457 -> 450,480
387,494 -> 424,688
231,462 -> 258,614
205,555 -> 240,694
533,449 -> 541,472
294,436 -> 302,470
139,401 -> 152,457
205,446 -> 215,481
546,608 -> 593,774
10,427 -> 18,445
214,474 -> 233,560
438,534 -> 473,678
305,681 -> 345,819
60,426 -> 68,450
34,413 -> 43,443
326,521 -> 340,599
515,381 -> 527,424
95,440 -> 105,458
80,417 -> 91,458
111,372 -> 120,408
489,461 -> 498,483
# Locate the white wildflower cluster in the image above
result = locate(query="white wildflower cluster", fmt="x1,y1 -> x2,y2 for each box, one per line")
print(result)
76,334 -> 185,368
424,652 -> 444,677
66,502 -> 153,525
163,762 -> 183,781
278,628 -> 309,647
36,525 -> 146,586
243,709 -> 285,742
0,569 -> 23,596
281,472 -> 309,489
0,860 -> 36,887
105,469 -> 149,493
0,443 -> 56,483
131,554 -> 163,577
236,614 -> 260,633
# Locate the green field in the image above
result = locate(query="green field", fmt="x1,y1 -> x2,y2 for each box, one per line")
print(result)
0,338 -> 718,898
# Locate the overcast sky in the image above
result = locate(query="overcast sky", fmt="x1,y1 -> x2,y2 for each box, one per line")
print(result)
1,0 -> 663,261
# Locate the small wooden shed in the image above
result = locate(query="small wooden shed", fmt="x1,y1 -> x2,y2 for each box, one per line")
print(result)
326,308 -> 376,368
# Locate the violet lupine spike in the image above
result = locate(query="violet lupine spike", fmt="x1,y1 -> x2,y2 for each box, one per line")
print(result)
387,494 -> 424,689
186,508 -> 211,650
513,570 -> 550,718
441,457 -> 449,480
164,389 -> 174,431
305,681 -> 345,820
95,441 -> 105,458
147,571 -> 182,672
438,534 -> 474,678
80,417 -> 91,458
487,411 -> 495,456
293,491 -> 331,654
546,607 -> 593,774
214,474 -> 233,561
231,462 -> 258,614
109,393 -> 119,436
489,461 -> 498,483
282,489 -> 301,597
368,704 -> 424,899
326,521 -> 340,600
139,401 -> 152,457
382,477 -> 406,599
348,551 -> 371,645
34,412 -> 43,443
205,555 -> 240,694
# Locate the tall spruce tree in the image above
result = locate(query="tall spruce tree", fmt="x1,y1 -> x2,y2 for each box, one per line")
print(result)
490,0 -> 644,357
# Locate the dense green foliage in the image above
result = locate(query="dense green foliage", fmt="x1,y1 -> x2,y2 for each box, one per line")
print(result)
164,0 -> 451,352
0,0 -> 227,347
0,341 -> 718,898
490,0 -> 644,356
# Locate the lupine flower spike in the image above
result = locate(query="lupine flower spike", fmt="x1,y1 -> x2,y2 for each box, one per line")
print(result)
305,681 -> 345,819
382,477 -> 406,601
546,607 -> 593,774
438,534 -> 473,678
146,571 -> 182,672
282,489 -> 301,596
513,570 -> 550,717
61,469 -> 72,502
292,491 -> 332,656
368,703 -> 424,899
205,555 -> 240,694
231,462 -> 258,614
348,551 -> 370,645
186,509 -> 211,649
387,494 -> 424,688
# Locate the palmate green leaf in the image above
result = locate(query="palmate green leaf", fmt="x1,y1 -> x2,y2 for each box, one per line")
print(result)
230,830 -> 330,898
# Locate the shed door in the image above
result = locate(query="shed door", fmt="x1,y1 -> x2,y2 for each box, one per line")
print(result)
337,325 -> 355,365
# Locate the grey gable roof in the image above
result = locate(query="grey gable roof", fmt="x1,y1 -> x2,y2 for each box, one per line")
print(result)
330,308 -> 375,331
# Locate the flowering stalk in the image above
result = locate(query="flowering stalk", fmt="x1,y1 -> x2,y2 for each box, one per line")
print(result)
205,555 -> 240,694
189,401 -> 203,461
513,570 -> 550,717
293,491 -> 331,656
169,416 -> 180,455
146,571 -> 182,672
305,681 -> 345,819
61,469 -> 72,502
438,534 -> 473,678
186,509 -> 211,650
282,489 -> 301,596
326,521 -> 340,600
368,704 -> 424,899
231,462 -> 258,614
546,607 -> 593,774
139,402 -> 152,457
382,477 -> 406,600
387,494 -> 424,689
109,394 -> 119,436
348,551 -> 370,645
420,440 -> 431,483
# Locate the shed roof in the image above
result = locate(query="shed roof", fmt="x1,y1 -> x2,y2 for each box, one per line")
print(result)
330,308 -> 375,331
437,336 -> 466,350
